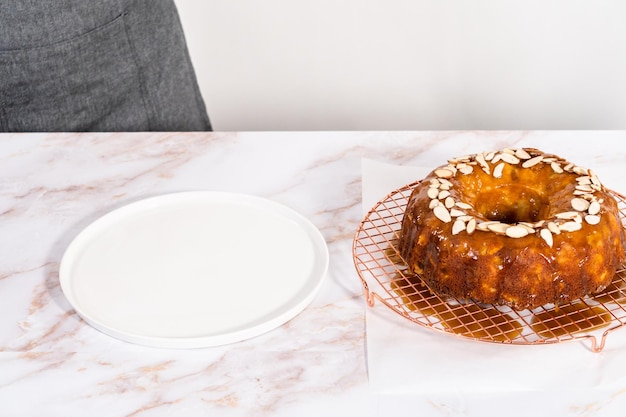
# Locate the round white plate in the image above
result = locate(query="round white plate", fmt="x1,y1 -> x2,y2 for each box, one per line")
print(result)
59,191 -> 329,348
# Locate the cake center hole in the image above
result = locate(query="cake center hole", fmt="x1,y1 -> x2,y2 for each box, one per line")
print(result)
475,185 -> 549,224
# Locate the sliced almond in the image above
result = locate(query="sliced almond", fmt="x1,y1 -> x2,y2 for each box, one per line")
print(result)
522,155 -> 543,168
458,165 -> 474,175
515,148 -> 531,159
455,202 -> 473,210
518,223 -> 536,233
429,199 -> 441,209
559,221 -> 582,232
427,187 -> 439,199
590,173 -> 601,187
466,218 -> 477,234
585,214 -> 601,225
438,190 -> 451,200
571,198 -> 590,212
488,222 -> 509,234
506,225 -> 529,238
493,162 -> 505,179
477,221 -> 499,231
449,208 -> 466,217
444,196 -> 455,208
452,219 -> 466,235
435,168 -> 454,178
448,155 -> 471,164
540,228 -> 553,247
439,178 -> 453,188
588,201 -> 601,215
555,211 -> 580,220
551,162 -> 563,173
445,164 -> 458,174
485,152 -> 495,161
500,153 -> 520,164
475,153 -> 488,169
433,205 -> 452,223
573,166 -> 588,175
547,221 -> 561,235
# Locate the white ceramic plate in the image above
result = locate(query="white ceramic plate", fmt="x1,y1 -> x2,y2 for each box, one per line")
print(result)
59,191 -> 329,348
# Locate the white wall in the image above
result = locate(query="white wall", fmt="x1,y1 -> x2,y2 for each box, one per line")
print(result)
175,1 -> 626,131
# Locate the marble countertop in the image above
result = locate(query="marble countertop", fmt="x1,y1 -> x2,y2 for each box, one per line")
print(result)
1,131 -> 625,417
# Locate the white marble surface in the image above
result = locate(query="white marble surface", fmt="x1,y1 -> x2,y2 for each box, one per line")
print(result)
1,131 -> 625,416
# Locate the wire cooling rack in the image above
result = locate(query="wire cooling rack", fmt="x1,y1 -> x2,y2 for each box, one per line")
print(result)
353,182 -> 626,352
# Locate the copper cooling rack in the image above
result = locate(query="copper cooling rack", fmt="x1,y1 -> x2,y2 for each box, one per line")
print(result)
353,182 -> 626,352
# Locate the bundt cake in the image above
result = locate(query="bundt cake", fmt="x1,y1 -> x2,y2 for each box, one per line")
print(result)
398,148 -> 626,310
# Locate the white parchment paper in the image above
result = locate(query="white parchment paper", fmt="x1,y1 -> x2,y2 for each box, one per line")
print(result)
361,158 -> 626,409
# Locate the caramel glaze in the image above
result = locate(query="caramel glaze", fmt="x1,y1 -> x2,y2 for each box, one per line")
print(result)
399,149 -> 626,310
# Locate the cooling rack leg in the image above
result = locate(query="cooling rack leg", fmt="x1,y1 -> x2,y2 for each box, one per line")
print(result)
588,335 -> 605,353
364,288 -> 376,307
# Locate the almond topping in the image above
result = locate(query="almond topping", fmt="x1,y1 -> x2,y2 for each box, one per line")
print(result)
487,222 -> 509,234
439,178 -> 453,188
452,219 -> 466,235
455,202 -> 473,210
515,148 -> 532,159
547,222 -> 561,235
559,221 -> 582,232
506,225 -> 529,238
433,205 -> 452,223
590,174 -> 601,187
435,168 -> 454,178
438,190 -> 451,200
499,153 -> 520,164
477,221 -> 498,231
449,209 -> 466,217
540,228 -> 553,247
493,162 -> 505,178
555,211 -> 580,220
573,166 -> 588,175
459,165 -> 474,175
522,155 -> 543,168
466,218 -> 477,234
571,198 -> 590,212
588,201 -> 601,215
551,162 -> 563,173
